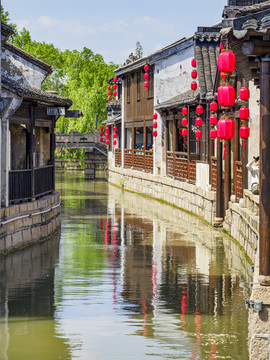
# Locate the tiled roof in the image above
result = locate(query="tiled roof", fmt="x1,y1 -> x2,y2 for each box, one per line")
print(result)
2,76 -> 72,107
223,0 -> 270,18
155,90 -> 200,111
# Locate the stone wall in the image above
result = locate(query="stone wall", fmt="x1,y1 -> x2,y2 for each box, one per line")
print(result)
0,192 -> 61,255
108,164 -> 216,225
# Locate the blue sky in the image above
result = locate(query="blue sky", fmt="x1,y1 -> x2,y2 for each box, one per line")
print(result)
3,0 -> 226,65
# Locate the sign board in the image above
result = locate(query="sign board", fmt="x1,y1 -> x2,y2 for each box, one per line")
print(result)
65,110 -> 83,118
46,107 -> 66,116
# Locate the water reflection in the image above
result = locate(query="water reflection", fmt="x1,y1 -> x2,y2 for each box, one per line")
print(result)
0,171 -> 251,359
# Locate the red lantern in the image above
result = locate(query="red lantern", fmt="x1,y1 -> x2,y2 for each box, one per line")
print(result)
106,139 -> 109,145
113,91 -> 117,97
108,91 -> 111,96
196,117 -> 203,126
191,82 -> 197,91
191,58 -> 196,67
113,77 -> 117,83
108,86 -> 111,90
100,132 -> 103,137
182,128 -> 188,137
182,118 -> 188,126
153,122 -> 158,128
210,129 -> 217,138
239,107 -> 249,120
239,126 -> 250,139
196,130 -> 202,139
153,113 -> 157,120
144,64 -> 149,71
182,107 -> 188,116
239,87 -> 250,101
210,115 -> 217,125
108,96 -> 111,101
100,138 -> 104,143
105,134 -> 109,140
217,118 -> 235,140
144,81 -> 149,88
144,73 -> 149,80
196,105 -> 203,115
113,133 -> 117,139
113,140 -> 117,145
100,126 -> 104,131
218,50 -> 236,76
113,126 -> 117,132
153,130 -> 157,137
218,85 -> 235,108
191,70 -> 197,79
105,125 -> 109,130
210,102 -> 218,112
113,84 -> 117,90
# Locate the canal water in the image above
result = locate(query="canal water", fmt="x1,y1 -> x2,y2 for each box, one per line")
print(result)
0,171 -> 252,360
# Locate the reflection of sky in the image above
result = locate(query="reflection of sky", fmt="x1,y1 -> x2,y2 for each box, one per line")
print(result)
53,174 -> 251,360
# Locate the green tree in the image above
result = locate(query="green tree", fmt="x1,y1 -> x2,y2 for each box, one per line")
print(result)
135,41 -> 143,59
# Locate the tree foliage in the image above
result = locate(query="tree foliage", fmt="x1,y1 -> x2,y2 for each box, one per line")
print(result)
1,6 -> 118,134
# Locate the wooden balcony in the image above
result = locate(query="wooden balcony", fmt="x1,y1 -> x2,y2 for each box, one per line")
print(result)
124,149 -> 153,173
210,157 -> 217,191
234,161 -> 243,202
166,151 -> 196,184
115,148 -> 121,167
9,165 -> 54,204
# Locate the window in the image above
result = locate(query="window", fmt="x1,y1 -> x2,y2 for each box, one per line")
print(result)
136,71 -> 141,100
127,76 -> 131,103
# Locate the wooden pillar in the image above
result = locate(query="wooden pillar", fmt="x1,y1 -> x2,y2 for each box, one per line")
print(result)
132,120 -> 135,167
143,119 -> 147,169
224,141 -> 231,211
233,115 -> 240,196
172,112 -> 177,178
50,116 -> 56,191
215,138 -> 224,221
259,55 -> 270,282
30,105 -> 35,200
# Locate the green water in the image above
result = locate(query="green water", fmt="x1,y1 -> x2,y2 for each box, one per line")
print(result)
0,171 -> 251,359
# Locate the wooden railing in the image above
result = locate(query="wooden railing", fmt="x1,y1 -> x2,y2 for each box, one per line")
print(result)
124,149 -> 153,173
235,161 -> 243,202
166,151 -> 196,184
9,165 -> 54,204
211,157 -> 217,191
115,148 -> 121,167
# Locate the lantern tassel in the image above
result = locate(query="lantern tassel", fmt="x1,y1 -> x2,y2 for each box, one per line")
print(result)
223,142 -> 226,161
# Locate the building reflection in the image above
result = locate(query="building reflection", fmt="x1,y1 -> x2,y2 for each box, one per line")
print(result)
105,184 -> 251,359
0,233 -> 72,360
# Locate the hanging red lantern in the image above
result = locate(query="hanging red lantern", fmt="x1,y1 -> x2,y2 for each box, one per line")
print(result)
153,130 -> 157,137
196,117 -> 203,126
100,126 -> 104,131
153,113 -> 157,120
196,130 -> 202,139
182,128 -> 188,137
113,133 -> 117,139
106,139 -> 109,145
218,49 -> 236,77
100,138 -> 104,143
191,82 -> 197,91
210,129 -> 217,138
113,84 -> 117,90
218,84 -> 235,108
105,125 -> 109,130
217,117 -> 235,140
182,107 -> 188,116
108,96 -> 111,101
210,102 -> 218,112
113,140 -> 117,145
108,91 -> 111,96
113,77 -> 117,83
108,86 -> 111,90
105,134 -> 109,140
182,118 -> 188,126
144,64 -> 149,71
191,58 -> 196,67
144,73 -> 149,80
113,91 -> 117,97
196,105 -> 203,115
239,126 -> 250,139
144,81 -> 149,88
239,107 -> 249,120
239,87 -> 250,101
100,132 -> 103,137
210,115 -> 217,125
113,126 -> 117,132
153,122 -> 158,129
191,70 -> 197,79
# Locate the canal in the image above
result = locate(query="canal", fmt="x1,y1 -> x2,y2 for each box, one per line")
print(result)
0,171 -> 252,360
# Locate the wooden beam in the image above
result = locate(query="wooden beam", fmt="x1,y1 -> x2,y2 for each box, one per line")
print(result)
224,141 -> 231,212
242,40 -> 270,57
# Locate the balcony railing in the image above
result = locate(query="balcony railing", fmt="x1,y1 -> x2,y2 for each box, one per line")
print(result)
234,161 -> 243,202
115,148 -> 121,167
166,151 -> 196,184
210,157 -> 217,191
124,149 -> 153,173
9,165 -> 54,204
